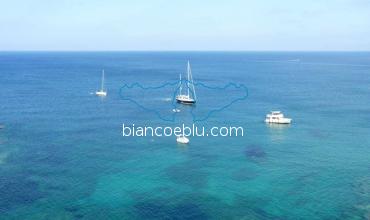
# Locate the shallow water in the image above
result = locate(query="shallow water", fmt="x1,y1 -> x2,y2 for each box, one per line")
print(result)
0,52 -> 370,219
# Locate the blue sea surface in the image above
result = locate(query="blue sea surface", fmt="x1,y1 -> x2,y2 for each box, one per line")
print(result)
0,52 -> 370,219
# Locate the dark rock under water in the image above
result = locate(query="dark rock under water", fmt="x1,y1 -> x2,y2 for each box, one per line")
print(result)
0,175 -> 44,212
245,145 -> 266,159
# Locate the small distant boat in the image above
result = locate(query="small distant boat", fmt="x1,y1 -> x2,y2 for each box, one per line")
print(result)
265,111 -> 292,124
176,135 -> 189,144
172,108 -> 181,113
176,61 -> 196,104
95,70 -> 107,97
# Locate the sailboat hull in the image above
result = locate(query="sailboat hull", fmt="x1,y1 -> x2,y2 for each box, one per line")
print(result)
95,91 -> 107,97
176,95 -> 196,104
176,99 -> 196,104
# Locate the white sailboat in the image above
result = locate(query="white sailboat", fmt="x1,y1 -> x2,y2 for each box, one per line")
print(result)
176,61 -> 196,104
95,70 -> 107,97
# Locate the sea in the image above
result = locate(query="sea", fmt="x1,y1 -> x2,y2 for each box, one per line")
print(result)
0,52 -> 370,219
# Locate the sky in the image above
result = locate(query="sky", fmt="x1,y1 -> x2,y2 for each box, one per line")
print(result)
0,0 -> 370,51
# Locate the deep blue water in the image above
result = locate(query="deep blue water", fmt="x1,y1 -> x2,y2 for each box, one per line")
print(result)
0,52 -> 370,219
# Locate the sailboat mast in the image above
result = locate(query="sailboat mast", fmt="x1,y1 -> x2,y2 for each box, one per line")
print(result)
188,61 -> 196,100
187,61 -> 190,96
101,70 -> 105,91
179,73 -> 182,95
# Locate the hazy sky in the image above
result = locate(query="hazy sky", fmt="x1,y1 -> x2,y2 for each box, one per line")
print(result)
1,0 -> 369,51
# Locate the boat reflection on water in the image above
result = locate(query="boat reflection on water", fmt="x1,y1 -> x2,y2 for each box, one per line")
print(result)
266,122 -> 291,142
266,123 -> 291,129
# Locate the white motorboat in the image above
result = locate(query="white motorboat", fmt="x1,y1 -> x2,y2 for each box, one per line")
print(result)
176,61 -> 196,104
265,111 -> 292,124
96,70 -> 107,97
176,135 -> 189,144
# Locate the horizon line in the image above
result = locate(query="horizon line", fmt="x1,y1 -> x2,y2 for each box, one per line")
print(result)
1,50 -> 370,53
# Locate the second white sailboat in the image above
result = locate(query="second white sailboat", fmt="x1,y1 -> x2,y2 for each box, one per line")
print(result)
96,70 -> 107,97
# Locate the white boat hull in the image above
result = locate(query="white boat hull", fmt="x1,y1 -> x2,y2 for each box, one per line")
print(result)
95,91 -> 107,97
265,118 -> 292,124
265,111 -> 292,124
176,136 -> 189,144
176,95 -> 196,104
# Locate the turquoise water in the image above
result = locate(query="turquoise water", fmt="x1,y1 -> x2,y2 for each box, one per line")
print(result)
0,52 -> 370,219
